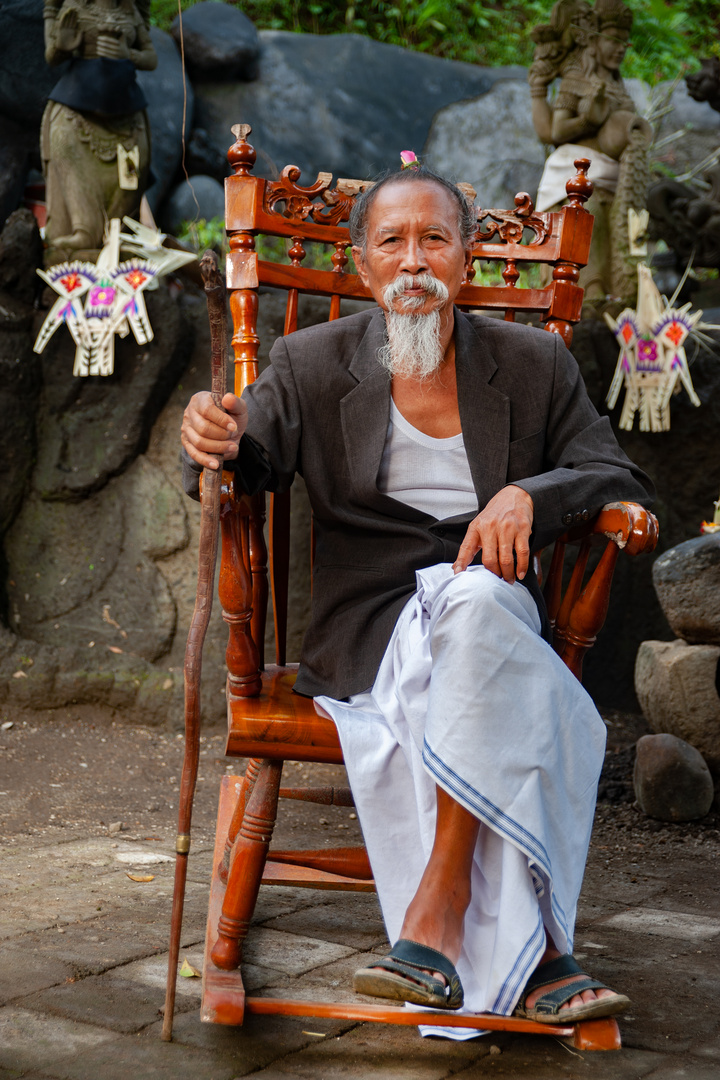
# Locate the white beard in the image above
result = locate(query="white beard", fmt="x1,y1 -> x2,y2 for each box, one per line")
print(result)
377,274 -> 449,380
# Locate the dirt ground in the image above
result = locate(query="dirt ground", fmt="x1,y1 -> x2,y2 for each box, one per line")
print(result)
2,701 -> 717,865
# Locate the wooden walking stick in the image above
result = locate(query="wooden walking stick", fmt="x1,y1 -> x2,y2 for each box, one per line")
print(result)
162,251 -> 228,1041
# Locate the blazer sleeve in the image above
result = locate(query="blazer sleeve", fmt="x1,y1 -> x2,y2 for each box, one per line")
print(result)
181,335 -> 302,502
512,334 -> 655,550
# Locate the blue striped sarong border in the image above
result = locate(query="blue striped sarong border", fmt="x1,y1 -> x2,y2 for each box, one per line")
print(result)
422,738 -> 572,972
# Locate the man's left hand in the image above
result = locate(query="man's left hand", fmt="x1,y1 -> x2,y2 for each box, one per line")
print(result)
454,486 -> 534,583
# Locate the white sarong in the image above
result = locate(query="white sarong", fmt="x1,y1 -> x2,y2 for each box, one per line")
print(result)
316,564 -> 606,1031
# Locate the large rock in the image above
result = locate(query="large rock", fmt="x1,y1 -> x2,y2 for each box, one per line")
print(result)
5,455 -> 187,663
652,534 -> 720,645
170,1 -> 260,82
634,639 -> 720,774
423,80 -> 545,209
194,31 -> 525,182
0,211 -> 44,537
137,28 -> 194,216
0,116 -> 39,228
634,733 -> 714,821
654,78 -> 720,183
0,0 -> 66,128
31,284 -> 193,501
161,174 -> 226,234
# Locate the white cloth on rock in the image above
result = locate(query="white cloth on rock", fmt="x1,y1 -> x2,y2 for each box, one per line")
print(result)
316,562 -> 606,1031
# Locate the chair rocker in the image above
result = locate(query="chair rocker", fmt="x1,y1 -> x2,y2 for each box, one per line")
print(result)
198,124 -> 658,1051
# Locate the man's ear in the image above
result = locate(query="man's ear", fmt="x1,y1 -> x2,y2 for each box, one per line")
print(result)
352,247 -> 370,288
464,247 -> 474,281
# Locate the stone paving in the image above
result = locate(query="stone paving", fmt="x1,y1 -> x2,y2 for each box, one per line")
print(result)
1,824 -> 719,1078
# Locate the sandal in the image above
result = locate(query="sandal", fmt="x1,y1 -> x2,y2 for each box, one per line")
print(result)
353,938 -> 464,1010
513,954 -> 630,1024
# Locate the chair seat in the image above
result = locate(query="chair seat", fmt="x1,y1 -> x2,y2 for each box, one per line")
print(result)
226,665 -> 344,763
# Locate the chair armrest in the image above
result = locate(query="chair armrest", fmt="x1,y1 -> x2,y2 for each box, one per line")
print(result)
563,501 -> 658,557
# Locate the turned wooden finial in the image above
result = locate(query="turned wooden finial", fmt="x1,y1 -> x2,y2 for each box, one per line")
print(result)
566,158 -> 593,207
228,123 -> 256,176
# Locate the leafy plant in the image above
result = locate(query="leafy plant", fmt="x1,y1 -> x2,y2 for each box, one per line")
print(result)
176,216 -> 228,259
150,1 -> 719,84
176,219 -> 356,272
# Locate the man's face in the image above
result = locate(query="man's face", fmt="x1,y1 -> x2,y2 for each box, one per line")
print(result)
352,180 -> 471,319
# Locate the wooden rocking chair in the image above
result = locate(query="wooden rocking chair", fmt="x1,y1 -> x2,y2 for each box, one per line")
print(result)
198,124 -> 658,1050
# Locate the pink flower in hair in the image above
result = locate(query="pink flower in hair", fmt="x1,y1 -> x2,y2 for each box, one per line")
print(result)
400,151 -> 419,170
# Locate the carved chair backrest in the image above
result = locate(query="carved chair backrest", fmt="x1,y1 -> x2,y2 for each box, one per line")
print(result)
222,124 -> 595,673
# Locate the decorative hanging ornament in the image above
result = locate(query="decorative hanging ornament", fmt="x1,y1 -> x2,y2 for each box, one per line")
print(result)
605,263 -> 719,432
34,217 -> 197,375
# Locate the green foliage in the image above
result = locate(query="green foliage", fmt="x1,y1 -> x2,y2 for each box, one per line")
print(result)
151,1 -> 718,83
176,219 -> 355,271
471,260 -> 544,289
176,216 -> 228,257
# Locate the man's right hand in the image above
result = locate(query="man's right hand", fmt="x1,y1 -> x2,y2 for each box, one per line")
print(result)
181,391 -> 247,470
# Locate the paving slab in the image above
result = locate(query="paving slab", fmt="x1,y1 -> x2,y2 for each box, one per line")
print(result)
4,916 -> 169,985
22,972 -> 192,1035
247,1019 -> 490,1080
449,1034 -> 664,1078
241,926 -> 357,976
0,1007 -> 119,1074
39,1033 -> 242,1080
141,1011 -> 356,1077
259,894 -> 388,950
643,1063 -> 720,1079
122,948 -> 285,996
0,945 -> 75,1006
251,884 -> 329,923
601,908 -> 720,941
255,948 -> 388,1003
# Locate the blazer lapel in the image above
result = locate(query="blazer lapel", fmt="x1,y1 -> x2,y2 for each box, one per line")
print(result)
340,309 -> 394,505
454,310 -> 511,509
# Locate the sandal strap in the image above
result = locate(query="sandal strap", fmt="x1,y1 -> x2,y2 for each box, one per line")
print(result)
518,954 -> 610,1016
530,977 -> 610,1016
370,957 -> 447,998
521,954 -> 584,996
382,939 -> 464,1008
389,939 -> 458,984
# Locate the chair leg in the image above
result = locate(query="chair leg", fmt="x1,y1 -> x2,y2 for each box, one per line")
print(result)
211,758 -> 282,971
218,757 -> 263,884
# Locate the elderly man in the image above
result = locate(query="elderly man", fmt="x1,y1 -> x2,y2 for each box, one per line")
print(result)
181,165 -> 652,1030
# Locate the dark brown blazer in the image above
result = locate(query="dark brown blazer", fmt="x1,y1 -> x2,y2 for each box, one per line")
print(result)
184,307 -> 653,700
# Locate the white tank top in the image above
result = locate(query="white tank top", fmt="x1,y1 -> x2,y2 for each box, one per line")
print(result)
377,400 -> 478,520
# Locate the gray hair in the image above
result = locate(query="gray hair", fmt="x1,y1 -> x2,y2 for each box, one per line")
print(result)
348,166 -> 477,254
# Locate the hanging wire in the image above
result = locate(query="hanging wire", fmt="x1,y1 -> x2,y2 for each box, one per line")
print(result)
176,0 -> 200,220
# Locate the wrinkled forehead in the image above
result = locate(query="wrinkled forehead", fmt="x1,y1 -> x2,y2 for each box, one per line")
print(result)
365,179 -> 462,235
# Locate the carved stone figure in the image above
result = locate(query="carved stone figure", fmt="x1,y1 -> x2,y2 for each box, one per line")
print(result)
686,57 -> 720,115
529,0 -> 651,302
41,0 -> 157,265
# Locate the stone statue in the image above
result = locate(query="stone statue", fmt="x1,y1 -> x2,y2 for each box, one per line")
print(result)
529,0 -> 651,302
41,0 -> 157,265
686,57 -> 720,115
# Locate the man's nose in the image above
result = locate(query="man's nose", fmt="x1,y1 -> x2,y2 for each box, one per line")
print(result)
400,240 -> 427,275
